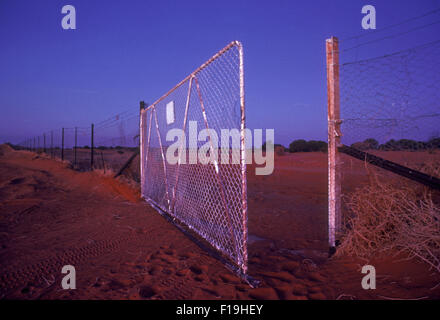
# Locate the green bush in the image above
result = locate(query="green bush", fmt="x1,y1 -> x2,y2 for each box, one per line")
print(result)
289,139 -> 327,153
379,139 -> 426,151
427,138 -> 440,149
351,138 -> 379,150
261,141 -> 287,152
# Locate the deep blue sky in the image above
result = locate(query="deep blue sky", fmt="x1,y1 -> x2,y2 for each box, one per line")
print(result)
1,0 -> 439,146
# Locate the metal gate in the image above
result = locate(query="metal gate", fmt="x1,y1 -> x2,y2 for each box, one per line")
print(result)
140,41 -> 248,276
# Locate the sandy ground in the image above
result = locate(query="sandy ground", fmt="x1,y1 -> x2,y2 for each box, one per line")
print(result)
1,144 -> 439,300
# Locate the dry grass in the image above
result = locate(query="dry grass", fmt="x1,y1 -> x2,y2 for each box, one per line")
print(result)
337,163 -> 440,274
418,160 -> 440,179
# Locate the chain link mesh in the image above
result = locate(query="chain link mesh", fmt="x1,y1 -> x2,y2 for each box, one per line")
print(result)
331,39 -> 440,267
340,40 -> 440,170
140,41 -> 247,275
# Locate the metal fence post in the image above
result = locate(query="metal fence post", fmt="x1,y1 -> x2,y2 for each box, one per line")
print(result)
326,36 -> 342,250
91,123 -> 94,170
43,133 -> 46,154
51,130 -> 54,159
139,100 -> 145,148
74,127 -> 78,167
61,128 -> 65,161
140,101 -> 146,195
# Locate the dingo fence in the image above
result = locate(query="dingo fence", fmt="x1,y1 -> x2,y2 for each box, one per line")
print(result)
140,41 -> 249,279
326,36 -> 440,249
17,111 -> 141,174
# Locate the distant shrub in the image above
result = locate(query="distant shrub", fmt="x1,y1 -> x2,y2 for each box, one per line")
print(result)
262,141 -> 287,153
289,139 -> 327,153
379,139 -> 426,151
274,145 -> 285,156
350,137 -> 440,151
427,138 -> 440,149
351,138 -> 379,151
288,139 -> 307,152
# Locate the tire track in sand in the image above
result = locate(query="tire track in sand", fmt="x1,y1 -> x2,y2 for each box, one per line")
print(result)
0,233 -> 148,297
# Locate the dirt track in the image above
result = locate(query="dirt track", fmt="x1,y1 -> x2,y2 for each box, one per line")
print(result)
1,145 -> 439,299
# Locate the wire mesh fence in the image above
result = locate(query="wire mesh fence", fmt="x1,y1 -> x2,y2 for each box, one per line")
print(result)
340,40 -> 440,157
93,112 -> 140,177
140,41 -> 248,277
16,111 -> 141,177
327,36 -> 440,250
94,111 -> 139,148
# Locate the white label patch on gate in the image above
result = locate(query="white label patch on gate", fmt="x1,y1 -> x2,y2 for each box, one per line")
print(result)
166,101 -> 175,125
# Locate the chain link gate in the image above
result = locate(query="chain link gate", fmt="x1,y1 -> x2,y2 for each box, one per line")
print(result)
140,41 -> 249,279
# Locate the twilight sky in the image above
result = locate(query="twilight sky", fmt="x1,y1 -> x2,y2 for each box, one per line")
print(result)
1,0 -> 439,146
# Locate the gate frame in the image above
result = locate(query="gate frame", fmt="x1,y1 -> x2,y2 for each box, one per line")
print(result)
140,41 -> 253,284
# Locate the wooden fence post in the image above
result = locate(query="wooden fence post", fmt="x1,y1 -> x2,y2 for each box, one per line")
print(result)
326,36 -> 342,250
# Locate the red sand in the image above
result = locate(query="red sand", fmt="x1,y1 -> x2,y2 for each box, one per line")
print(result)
1,145 -> 439,300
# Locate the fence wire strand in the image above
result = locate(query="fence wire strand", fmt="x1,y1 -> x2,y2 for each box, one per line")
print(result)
340,39 -> 440,163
